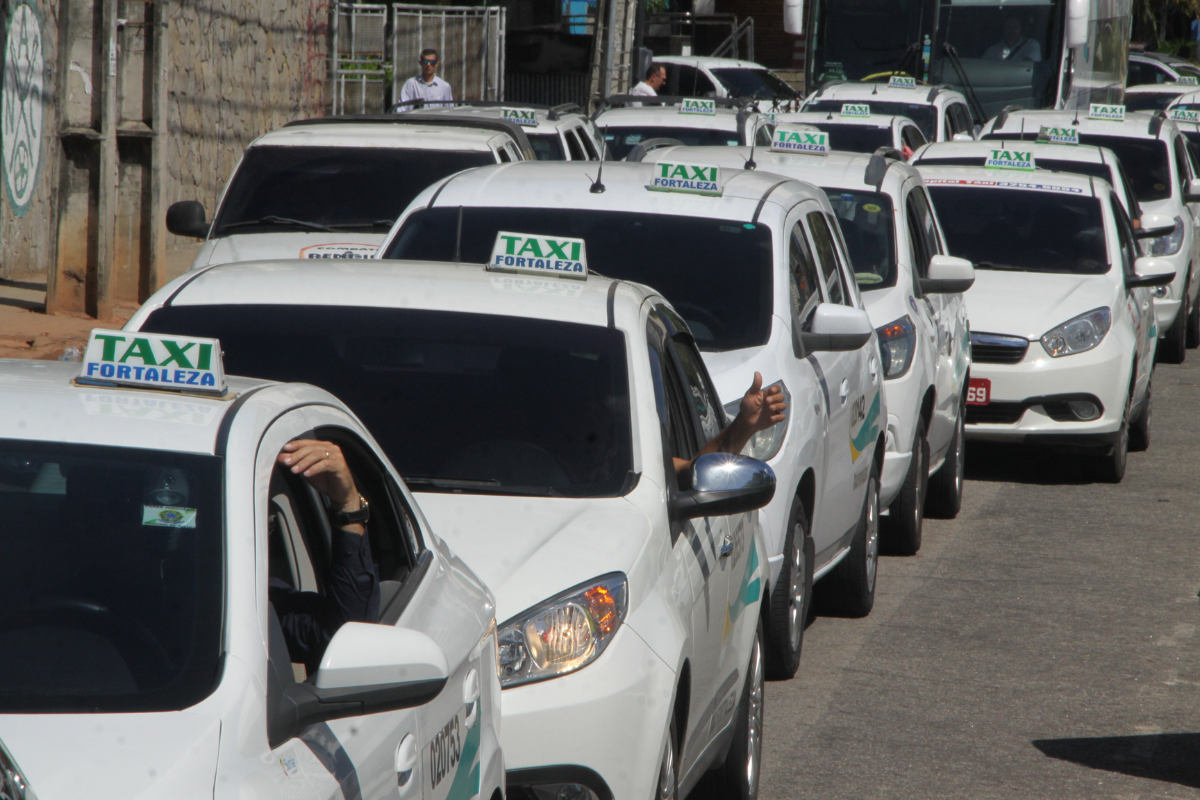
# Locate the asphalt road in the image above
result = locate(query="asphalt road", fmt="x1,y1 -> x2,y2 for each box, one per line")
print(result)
749,357 -> 1199,799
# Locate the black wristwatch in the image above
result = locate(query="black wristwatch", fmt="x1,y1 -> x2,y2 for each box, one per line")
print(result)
332,496 -> 369,528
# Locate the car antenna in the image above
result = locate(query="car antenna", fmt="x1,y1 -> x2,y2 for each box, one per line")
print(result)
745,138 -> 758,170
590,127 -> 608,193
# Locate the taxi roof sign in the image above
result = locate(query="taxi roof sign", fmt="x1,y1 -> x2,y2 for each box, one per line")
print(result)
770,125 -> 830,155
1169,107 -> 1200,123
646,160 -> 723,196
841,103 -> 870,117
501,107 -> 539,127
78,329 -> 228,396
1088,103 -> 1125,121
487,232 -> 588,280
679,98 -> 716,115
1177,76 -> 1199,86
888,75 -> 917,89
1037,125 -> 1079,145
984,148 -> 1035,171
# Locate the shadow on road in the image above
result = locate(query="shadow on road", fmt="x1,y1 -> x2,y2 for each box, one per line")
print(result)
1032,733 -> 1200,788
964,441 -> 1093,486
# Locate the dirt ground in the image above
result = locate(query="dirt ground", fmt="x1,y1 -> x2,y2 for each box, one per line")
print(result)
0,278 -> 137,361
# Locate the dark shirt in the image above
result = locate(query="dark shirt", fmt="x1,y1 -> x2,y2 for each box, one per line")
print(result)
269,526 -> 381,673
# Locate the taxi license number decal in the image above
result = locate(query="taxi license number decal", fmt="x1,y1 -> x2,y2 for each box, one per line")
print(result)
966,378 -> 991,406
428,713 -> 462,791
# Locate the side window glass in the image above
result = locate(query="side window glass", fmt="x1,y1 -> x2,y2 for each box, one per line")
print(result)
565,129 -> 587,161
647,320 -> 698,462
497,147 -> 512,163
943,110 -> 954,141
756,124 -> 773,146
1117,164 -> 1143,220
1174,136 -> 1192,192
905,193 -> 932,296
907,188 -> 942,276
1110,196 -> 1138,277
694,69 -> 717,96
675,65 -> 701,95
577,127 -> 599,160
807,211 -> 849,305
790,221 -> 824,328
670,338 -> 724,441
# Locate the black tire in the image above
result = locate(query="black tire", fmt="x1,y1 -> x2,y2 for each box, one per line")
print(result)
718,620 -> 764,800
1084,393 -> 1130,483
1187,285 -> 1200,349
925,399 -> 965,520
881,419 -> 927,556
1160,278 -> 1188,364
653,715 -> 678,800
765,497 -> 813,680
819,462 -> 879,617
1130,380 -> 1152,453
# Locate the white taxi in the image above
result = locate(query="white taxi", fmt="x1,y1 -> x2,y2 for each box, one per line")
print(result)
378,159 -> 886,679
652,55 -> 801,104
124,257 -> 776,800
980,107 -> 1200,364
1125,81 -> 1200,113
645,136 -> 974,553
801,79 -> 977,143
773,111 -> 929,158
166,115 -> 533,268
915,163 -> 1176,481
592,96 -> 775,160
0,333 -> 503,800
390,100 -> 604,162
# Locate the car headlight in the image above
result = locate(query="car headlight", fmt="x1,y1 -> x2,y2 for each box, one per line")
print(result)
1140,216 -> 1185,256
497,573 -> 627,688
876,315 -> 916,378
724,380 -> 791,461
1040,307 -> 1111,357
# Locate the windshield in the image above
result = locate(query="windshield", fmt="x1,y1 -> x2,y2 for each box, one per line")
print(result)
602,126 -> 740,160
807,0 -> 933,85
210,145 -> 496,237
384,207 -> 774,350
528,133 -> 566,160
804,100 -> 937,140
710,68 -> 798,99
822,189 -> 898,288
1125,92 -> 1181,112
984,133 -> 1173,202
807,123 -> 894,153
926,186 -> 1108,274
0,441 -> 222,713
142,307 -> 633,498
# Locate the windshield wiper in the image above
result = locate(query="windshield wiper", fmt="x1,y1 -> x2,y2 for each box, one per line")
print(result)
221,215 -> 337,232
324,219 -> 396,230
974,261 -> 1029,271
404,476 -> 554,496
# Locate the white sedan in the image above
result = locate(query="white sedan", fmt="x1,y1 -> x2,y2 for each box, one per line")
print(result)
0,332 -> 503,800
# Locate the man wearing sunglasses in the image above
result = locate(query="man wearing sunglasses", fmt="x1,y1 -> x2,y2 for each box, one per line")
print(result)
397,47 -> 454,110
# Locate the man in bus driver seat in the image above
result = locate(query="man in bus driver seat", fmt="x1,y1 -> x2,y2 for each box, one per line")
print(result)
984,16 -> 1042,62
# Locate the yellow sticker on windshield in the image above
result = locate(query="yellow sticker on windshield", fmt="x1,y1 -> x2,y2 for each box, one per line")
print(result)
143,505 -> 197,528
863,203 -> 882,212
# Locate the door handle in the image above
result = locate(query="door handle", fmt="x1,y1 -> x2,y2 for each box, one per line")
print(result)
839,378 -> 849,403
395,733 -> 418,792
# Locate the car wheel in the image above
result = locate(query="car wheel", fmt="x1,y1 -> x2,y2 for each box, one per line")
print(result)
882,418 -> 927,556
1085,392 -> 1129,483
1130,379 -> 1152,452
718,620 -> 764,800
819,462 -> 879,617
1187,286 -> 1200,349
765,497 -> 813,680
653,717 -> 677,800
1160,281 -> 1188,364
925,399 -> 965,519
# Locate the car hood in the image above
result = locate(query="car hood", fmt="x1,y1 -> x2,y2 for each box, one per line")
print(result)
0,710 -> 220,800
965,269 -> 1117,339
412,493 -> 654,623
202,232 -> 384,266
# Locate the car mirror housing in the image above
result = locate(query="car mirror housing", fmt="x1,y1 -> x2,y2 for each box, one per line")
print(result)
951,132 -> 975,142
920,254 -> 975,294
1185,177 -> 1200,204
800,303 -> 873,352
671,453 -> 776,521
1136,211 -> 1177,239
166,200 -> 210,239
1128,256 -> 1177,288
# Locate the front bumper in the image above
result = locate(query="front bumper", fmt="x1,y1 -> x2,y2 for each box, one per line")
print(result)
501,626 -> 676,800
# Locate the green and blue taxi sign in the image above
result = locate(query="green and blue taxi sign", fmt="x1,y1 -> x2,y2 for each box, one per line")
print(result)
841,103 -> 870,117
888,75 -> 917,89
502,108 -> 539,127
1088,103 -> 1125,121
679,98 -> 716,115
770,125 -> 830,155
984,149 -> 1035,171
77,329 -> 228,396
1169,107 -> 1200,123
1037,125 -> 1079,145
646,160 -> 723,196
487,232 -> 588,280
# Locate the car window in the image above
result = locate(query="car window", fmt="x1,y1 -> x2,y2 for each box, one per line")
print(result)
943,110 -> 954,141
527,133 -> 566,160
603,126 -> 742,159
906,189 -> 941,279
804,100 -> 938,140
1173,134 -> 1193,195
1115,160 -> 1144,221
1109,195 -> 1138,279
823,189 -> 898,289
790,220 -> 824,327
565,129 -> 587,161
670,338 -> 726,442
807,211 -> 849,305
755,123 -> 773,146
1126,60 -> 1150,87
901,125 -> 924,151
672,64 -> 714,97
647,315 -> 700,462
577,126 -> 600,160
497,147 -> 512,163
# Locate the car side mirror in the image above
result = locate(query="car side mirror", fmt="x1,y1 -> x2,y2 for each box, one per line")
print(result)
800,303 -> 873,352
671,452 -> 776,521
1136,211 -> 1178,239
920,254 -> 975,293
1184,178 -> 1200,204
951,132 -> 975,142
166,200 -> 210,239
1128,256 -> 1177,288
271,623 -> 448,747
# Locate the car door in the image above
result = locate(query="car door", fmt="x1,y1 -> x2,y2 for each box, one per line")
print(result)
1111,194 -> 1156,398
1171,133 -> 1200,266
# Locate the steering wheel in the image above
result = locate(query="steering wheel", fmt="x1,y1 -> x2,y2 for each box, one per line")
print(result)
0,598 -> 174,689
673,302 -> 727,337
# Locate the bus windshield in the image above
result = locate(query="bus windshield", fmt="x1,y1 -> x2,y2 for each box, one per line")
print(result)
808,0 -> 933,87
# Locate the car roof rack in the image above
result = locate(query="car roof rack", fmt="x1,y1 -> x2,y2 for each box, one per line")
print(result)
992,104 -> 1024,131
388,98 -> 585,121
283,114 -> 536,160
864,146 -> 903,190
1149,112 -> 1165,137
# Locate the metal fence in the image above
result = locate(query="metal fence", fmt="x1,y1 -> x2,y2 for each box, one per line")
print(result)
505,72 -> 591,108
331,3 -> 505,115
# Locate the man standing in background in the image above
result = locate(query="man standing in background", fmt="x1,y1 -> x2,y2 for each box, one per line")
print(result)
397,48 -> 454,110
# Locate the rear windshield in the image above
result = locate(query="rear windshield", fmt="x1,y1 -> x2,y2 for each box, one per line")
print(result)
210,145 -> 495,237
710,68 -> 798,100
0,440 -> 223,712
807,123 -> 893,154
983,133 -> 1173,202
384,207 -> 774,350
528,133 -> 566,160
927,187 -> 1109,274
603,126 -> 740,160
1125,93 -> 1180,112
804,100 -> 937,141
143,307 -> 634,498
822,189 -> 897,289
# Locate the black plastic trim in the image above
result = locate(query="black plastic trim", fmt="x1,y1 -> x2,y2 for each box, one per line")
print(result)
506,766 -> 614,800
751,179 -> 791,224
381,549 -> 433,625
606,279 -> 620,328
213,385 -> 272,457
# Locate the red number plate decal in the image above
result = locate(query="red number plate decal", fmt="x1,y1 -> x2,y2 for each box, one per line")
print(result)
966,378 -> 991,406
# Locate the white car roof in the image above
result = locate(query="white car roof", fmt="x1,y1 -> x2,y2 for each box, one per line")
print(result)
404,104 -> 590,134
915,164 -> 1100,196
249,121 -> 507,153
804,82 -> 965,107
777,111 -> 908,130
593,104 -> 745,131
1168,90 -> 1200,107
654,55 -> 769,70
0,359 -> 281,453
983,108 -> 1171,141
912,140 -> 1111,166
1126,82 -> 1198,96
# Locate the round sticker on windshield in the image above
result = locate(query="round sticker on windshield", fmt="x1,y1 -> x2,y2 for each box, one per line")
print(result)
1155,183 -> 1166,190
863,203 -> 882,212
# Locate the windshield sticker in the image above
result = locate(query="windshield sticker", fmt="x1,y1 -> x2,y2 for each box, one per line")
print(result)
487,232 -> 587,280
1088,103 -> 1125,121
1177,76 -> 1199,86
923,177 -> 1083,194
299,242 -> 379,260
79,330 -> 228,396
679,98 -> 716,115
646,160 -> 723,196
984,148 -> 1035,171
1037,126 -> 1079,145
841,103 -> 870,117
888,75 -> 917,89
501,107 -> 538,126
863,203 -> 882,212
1169,107 -> 1200,123
770,127 -> 830,154
143,505 -> 197,528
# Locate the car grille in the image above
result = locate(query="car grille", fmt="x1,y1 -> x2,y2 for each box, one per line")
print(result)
966,402 -> 1025,425
970,332 -> 1030,364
